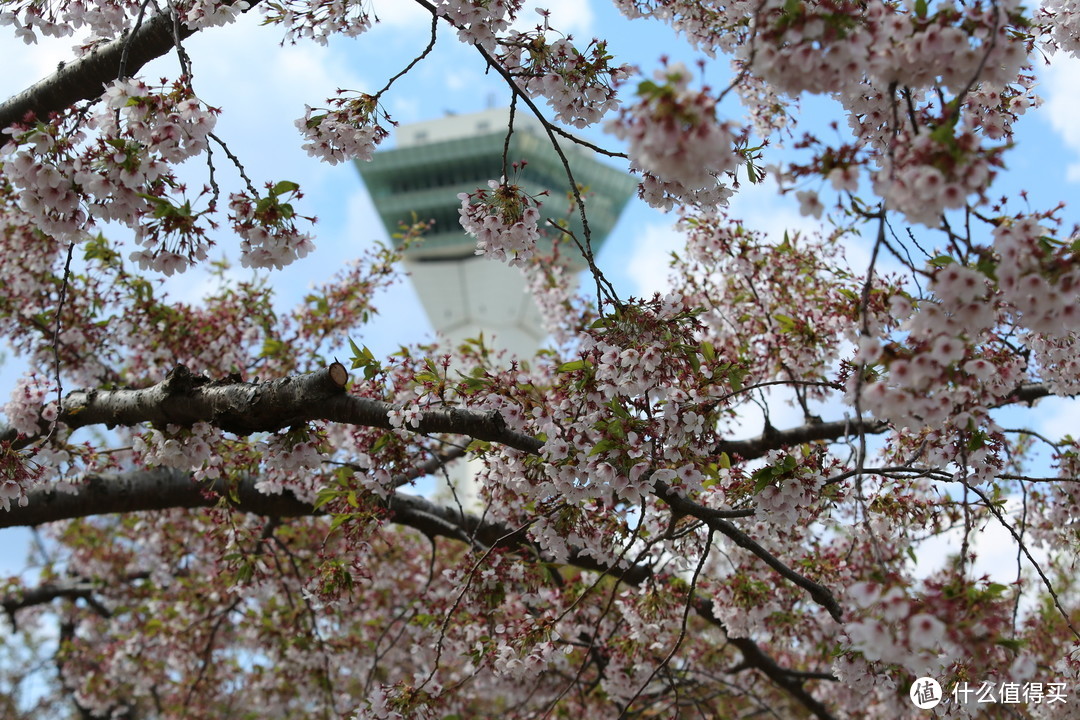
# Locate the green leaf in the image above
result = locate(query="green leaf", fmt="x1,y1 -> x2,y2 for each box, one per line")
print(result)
687,351 -> 700,374
557,359 -> 587,373
313,489 -> 339,510
272,180 -> 300,195
929,255 -> 955,267
752,466 -> 776,494
329,514 -> 352,533
774,314 -> 797,333
838,288 -> 859,302
588,438 -> 619,457
914,0 -> 928,18
236,561 -> 254,583
136,192 -> 171,207
607,419 -> 626,440
718,452 -> 731,470
994,637 -> 1025,651
728,367 -> 746,393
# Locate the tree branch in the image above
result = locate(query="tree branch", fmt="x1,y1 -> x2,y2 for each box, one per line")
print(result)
4,363 -> 544,454
1,468 -> 835,720
714,418 -> 888,461
0,467 -> 649,585
654,481 -> 843,623
0,1 -> 259,129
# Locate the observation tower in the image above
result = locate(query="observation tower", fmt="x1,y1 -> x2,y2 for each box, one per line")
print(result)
357,107 -> 636,357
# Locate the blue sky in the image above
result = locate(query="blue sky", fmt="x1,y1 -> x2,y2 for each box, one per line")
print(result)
2,1 -> 1080,580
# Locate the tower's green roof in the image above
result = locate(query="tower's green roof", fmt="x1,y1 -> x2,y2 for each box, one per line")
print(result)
357,126 -> 637,264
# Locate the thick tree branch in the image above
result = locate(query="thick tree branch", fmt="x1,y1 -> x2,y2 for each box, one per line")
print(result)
0,1 -> 259,129
715,419 -> 888,461
4,362 -> 543,454
2,572 -> 149,626
2,580 -> 99,620
2,366 -> 1056,460
60,362 -> 351,436
0,467 -> 648,585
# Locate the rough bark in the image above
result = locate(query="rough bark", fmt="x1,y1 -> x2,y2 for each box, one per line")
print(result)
1,362 -> 543,453
60,362 -> 352,437
0,466 -> 651,585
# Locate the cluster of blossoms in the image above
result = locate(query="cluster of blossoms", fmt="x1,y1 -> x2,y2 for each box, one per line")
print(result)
1029,334 -> 1080,395
497,31 -> 632,127
95,78 -> 217,165
962,74 -> 1040,142
181,0 -> 251,31
844,583 -> 951,671
731,63 -> 795,138
753,451 -> 826,526
0,0 -> 249,45
857,299 -> 1000,431
638,172 -> 734,213
1040,0 -> 1080,56
871,127 -> 999,226
993,217 -> 1080,337
458,178 -> 542,265
1,125 -> 89,239
255,426 -> 326,499
2,373 -> 54,437
607,63 -> 742,211
839,577 -> 1033,713
0,375 -> 54,510
2,78 -> 221,270
679,215 -> 874,385
750,0 -> 1027,97
131,422 -> 218,470
386,403 -> 423,431
229,182 -> 315,269
0,464 -> 31,511
0,0 -> 133,44
296,92 -> 389,165
261,0 -> 368,44
431,0 -> 522,48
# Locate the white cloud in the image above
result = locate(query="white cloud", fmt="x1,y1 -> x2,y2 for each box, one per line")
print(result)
1033,395 -> 1080,445
624,220 -> 681,296
524,0 -> 595,36
1042,54 -> 1080,182
371,0 -> 429,27
371,0 -> 594,37
0,33 -> 74,99
727,176 -> 815,244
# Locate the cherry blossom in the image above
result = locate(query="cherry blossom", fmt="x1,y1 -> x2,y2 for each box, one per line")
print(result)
458,176 -> 543,265
2,0 -> 1080,718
